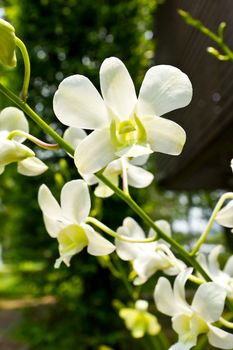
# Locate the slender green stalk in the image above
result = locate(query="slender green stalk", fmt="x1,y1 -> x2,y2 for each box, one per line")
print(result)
96,173 -> 211,281
0,83 -> 74,155
8,130 -> 59,150
219,317 -> 233,329
191,192 -> 233,256
112,253 -> 135,299
146,334 -> 166,350
178,10 -> 233,61
15,37 -> 31,101
86,216 -> 157,243
121,157 -> 129,195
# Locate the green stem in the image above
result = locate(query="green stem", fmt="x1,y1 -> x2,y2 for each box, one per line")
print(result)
219,317 -> 233,329
112,253 -> 135,300
0,83 -> 74,155
121,157 -> 129,195
86,216 -> 157,243
202,28 -> 233,60
96,173 -> 211,281
145,334 -> 166,350
15,37 -> 31,101
191,192 -> 233,256
178,10 -> 233,61
8,130 -> 59,150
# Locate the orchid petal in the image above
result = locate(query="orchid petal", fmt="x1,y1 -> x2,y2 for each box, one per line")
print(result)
192,282 -> 226,323
148,219 -> 171,239
208,245 -> 223,276
74,128 -> 115,175
154,277 -> 179,317
137,65 -> 192,118
41,213 -> 64,238
83,224 -> 115,256
0,107 -> 29,142
117,217 -> 145,239
0,140 -> 34,165
169,340 -> 196,350
216,200 -> 233,228
127,164 -> 154,188
57,224 -> 88,265
223,255 -> 233,276
133,251 -> 170,285
115,241 -> 143,261
53,75 -> 109,129
100,57 -> 137,120
142,116 -> 186,156
17,157 -> 48,176
172,314 -> 197,339
60,180 -> 90,224
115,143 -> 153,158
208,324 -> 233,349
63,127 -> 87,149
94,173 -> 118,198
116,218 -> 146,260
38,184 -> 63,220
130,154 -> 149,166
174,268 -> 192,309
94,182 -> 115,198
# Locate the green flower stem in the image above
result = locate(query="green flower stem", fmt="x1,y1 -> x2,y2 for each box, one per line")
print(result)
8,130 -> 59,150
15,37 -> 31,101
121,157 -> 129,195
191,192 -> 233,256
86,216 -> 157,243
189,274 -> 204,285
219,317 -> 233,329
96,173 -> 211,282
0,83 -> 74,155
112,253 -> 135,300
178,10 -> 233,61
145,334 -> 166,350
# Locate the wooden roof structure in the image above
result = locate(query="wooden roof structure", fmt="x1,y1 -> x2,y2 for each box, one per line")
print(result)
155,0 -> 233,190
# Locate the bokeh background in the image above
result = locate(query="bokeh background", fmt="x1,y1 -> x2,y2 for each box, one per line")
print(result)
0,0 -> 232,349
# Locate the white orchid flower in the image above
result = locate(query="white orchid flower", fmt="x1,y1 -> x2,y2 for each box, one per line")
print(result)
116,217 -> 185,285
119,299 -> 161,338
0,107 -> 47,175
216,200 -> 233,233
38,179 -> 115,268
63,126 -> 153,196
53,57 -> 192,175
154,268 -> 233,350
198,245 -> 233,299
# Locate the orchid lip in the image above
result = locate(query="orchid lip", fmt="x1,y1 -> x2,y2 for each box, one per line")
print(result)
110,115 -> 148,151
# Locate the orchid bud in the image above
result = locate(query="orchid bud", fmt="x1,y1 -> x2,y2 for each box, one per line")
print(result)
0,18 -> 17,67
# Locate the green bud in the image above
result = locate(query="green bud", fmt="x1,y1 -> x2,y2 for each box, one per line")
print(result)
218,22 -> 226,40
207,46 -> 220,57
207,47 -> 229,61
0,18 -> 17,67
119,300 -> 161,338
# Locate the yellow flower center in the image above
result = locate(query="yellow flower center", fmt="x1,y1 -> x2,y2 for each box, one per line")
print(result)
110,115 -> 147,150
